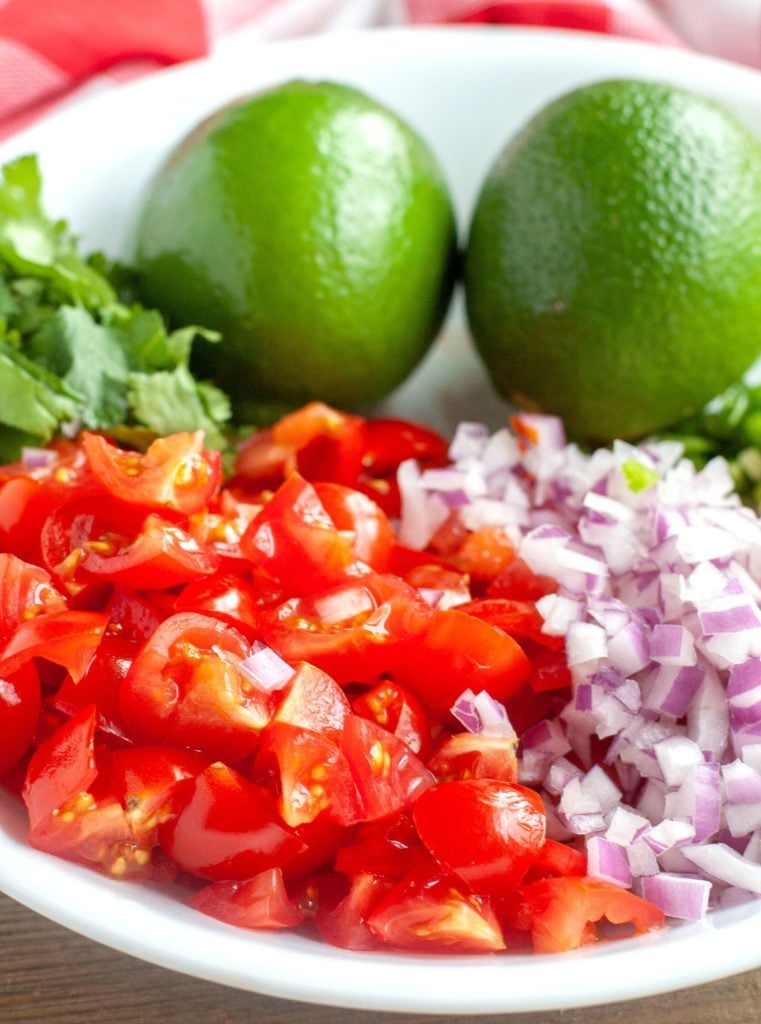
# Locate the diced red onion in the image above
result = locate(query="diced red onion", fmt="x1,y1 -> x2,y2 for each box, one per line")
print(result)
21,446 -> 57,469
627,840 -> 660,878
643,818 -> 696,854
605,806 -> 651,846
239,642 -> 295,693
587,836 -> 632,888
640,873 -> 711,921
650,624 -> 696,666
722,760 -> 761,805
682,843 -> 761,894
724,802 -> 761,838
653,735 -> 704,786
450,689 -> 516,739
398,413 -> 761,918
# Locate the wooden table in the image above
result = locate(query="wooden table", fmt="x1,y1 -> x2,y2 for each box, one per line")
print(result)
1,892 -> 760,1024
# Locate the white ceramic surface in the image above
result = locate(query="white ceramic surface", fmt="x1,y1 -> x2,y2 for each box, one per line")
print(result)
1,25 -> 761,1015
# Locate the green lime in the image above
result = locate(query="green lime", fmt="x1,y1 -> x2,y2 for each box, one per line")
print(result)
134,80 -> 457,415
464,79 -> 761,440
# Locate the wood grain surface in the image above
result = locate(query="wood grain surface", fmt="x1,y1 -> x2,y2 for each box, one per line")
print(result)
1,892 -> 760,1024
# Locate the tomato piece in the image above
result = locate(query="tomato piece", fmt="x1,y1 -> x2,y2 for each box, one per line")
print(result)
43,498 -> 219,593
119,612 -> 273,762
273,662 -> 350,735
51,635 -> 138,740
313,872 -> 391,950
273,402 -> 362,452
159,762 -> 305,881
82,431 -> 221,516
340,715 -> 434,823
22,705 -> 98,831
192,868 -> 305,930
254,721 -> 360,828
456,597 -> 563,649
312,482 -> 394,572
426,731 -> 518,784
282,815 -> 350,880
487,557 -> 558,600
413,779 -> 546,896
334,810 -> 425,879
0,445 -> 96,562
0,663 -> 41,776
240,474 -> 362,596
361,418 -> 449,477
0,609 -> 107,683
186,490 -> 263,570
232,426 -> 292,492
402,563 -> 471,611
21,705 -> 149,874
257,573 -> 433,686
367,861 -> 506,953
105,589 -> 167,642
522,639 -> 574,693
174,573 -> 262,638
519,876 -> 665,953
295,420 -> 367,488
0,553 -> 67,640
395,608 -> 530,722
455,527 -> 517,583
525,839 -> 588,881
351,680 -> 431,758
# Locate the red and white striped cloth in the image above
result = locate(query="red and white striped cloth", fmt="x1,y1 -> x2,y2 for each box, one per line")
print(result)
2,0 -> 761,140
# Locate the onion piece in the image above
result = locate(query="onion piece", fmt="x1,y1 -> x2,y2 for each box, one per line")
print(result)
640,873 -> 711,921
239,642 -> 295,693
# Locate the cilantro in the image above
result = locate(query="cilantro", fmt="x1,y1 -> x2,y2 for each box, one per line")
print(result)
622,458 -> 660,493
0,155 -> 231,456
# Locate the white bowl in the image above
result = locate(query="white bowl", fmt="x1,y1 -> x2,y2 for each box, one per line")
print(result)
2,25 -> 761,1015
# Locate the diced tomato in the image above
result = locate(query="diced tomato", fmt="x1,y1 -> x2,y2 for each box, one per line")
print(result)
394,608 -> 530,722
454,526 -> 516,583
257,574 -> 433,687
105,589 -> 168,643
518,876 -> 665,953
0,609 -> 107,683
159,762 -> 305,881
340,715 -> 434,822
119,612 -> 272,763
22,706 -> 149,875
254,722 -> 360,828
0,663 -> 41,776
351,680 -> 431,758
174,573 -> 262,638
240,474 -> 362,596
334,811 -> 425,880
487,557 -> 558,601
525,839 -> 587,881
522,640 -> 574,692
313,871 -> 391,950
42,498 -> 219,593
273,663 -> 351,735
426,731 -> 518,784
192,868 -> 305,930
313,482 -> 394,571
109,744 -> 208,842
0,553 -> 67,641
413,779 -> 546,896
82,431 -> 221,516
456,597 -> 563,649
361,417 -> 449,480
402,563 -> 471,611
51,635 -> 138,741
367,861 -> 506,953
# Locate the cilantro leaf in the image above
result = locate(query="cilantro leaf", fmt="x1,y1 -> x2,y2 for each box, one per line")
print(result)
0,154 -> 232,458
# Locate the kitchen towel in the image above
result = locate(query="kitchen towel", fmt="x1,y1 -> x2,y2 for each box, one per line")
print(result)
1,0 -> 760,139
